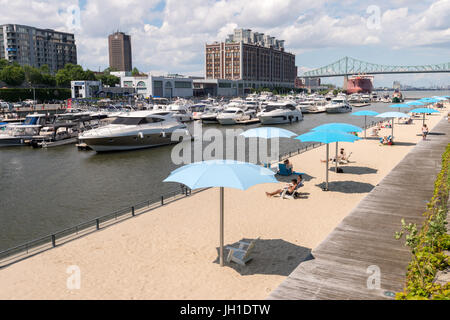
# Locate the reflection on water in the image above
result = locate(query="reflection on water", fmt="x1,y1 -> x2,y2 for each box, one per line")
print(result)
0,91 -> 447,250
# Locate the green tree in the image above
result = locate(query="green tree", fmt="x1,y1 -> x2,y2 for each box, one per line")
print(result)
23,65 -> 44,85
96,73 -> 120,87
131,67 -> 140,76
0,59 -> 9,71
55,64 -> 96,87
0,65 -> 25,86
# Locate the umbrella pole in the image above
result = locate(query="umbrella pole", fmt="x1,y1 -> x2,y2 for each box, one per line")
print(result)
325,144 -> 330,191
392,119 -> 394,140
220,187 -> 224,267
335,142 -> 338,173
423,114 -> 426,126
364,116 -> 367,139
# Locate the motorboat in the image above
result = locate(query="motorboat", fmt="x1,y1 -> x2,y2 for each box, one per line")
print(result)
200,106 -> 225,124
361,94 -> 371,103
166,104 -> 193,122
0,113 -> 54,147
0,125 -> 41,146
325,97 -> 352,114
258,102 -> 303,124
78,111 -> 190,152
216,105 -> 256,125
190,104 -> 208,120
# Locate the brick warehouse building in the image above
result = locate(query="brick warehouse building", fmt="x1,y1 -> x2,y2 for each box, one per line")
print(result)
205,28 -> 296,90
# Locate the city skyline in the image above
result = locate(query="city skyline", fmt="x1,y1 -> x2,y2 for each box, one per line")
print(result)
0,0 -> 448,87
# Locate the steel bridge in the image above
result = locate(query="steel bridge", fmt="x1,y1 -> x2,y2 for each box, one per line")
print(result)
303,56 -> 450,78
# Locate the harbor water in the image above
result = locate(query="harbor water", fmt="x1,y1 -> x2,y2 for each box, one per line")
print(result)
0,91 -> 448,251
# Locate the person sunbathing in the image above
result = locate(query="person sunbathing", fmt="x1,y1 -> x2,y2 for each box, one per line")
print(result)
321,148 -> 348,163
266,179 -> 298,198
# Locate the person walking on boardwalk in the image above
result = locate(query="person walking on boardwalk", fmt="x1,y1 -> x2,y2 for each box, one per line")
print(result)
422,124 -> 429,140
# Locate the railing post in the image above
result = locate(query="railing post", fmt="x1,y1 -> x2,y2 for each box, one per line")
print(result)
51,235 -> 56,248
96,219 -> 100,230
161,196 -> 164,206
132,206 -> 135,217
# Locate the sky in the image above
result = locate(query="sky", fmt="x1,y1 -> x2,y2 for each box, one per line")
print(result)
1,0 -> 449,87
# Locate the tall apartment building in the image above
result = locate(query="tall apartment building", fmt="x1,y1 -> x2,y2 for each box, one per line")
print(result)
206,28 -> 296,88
108,32 -> 132,72
0,24 -> 77,73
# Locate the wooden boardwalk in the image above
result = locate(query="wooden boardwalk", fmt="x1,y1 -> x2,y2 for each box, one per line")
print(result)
268,118 -> 449,300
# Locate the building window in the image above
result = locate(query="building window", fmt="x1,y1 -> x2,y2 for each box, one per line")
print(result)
174,81 -> 192,89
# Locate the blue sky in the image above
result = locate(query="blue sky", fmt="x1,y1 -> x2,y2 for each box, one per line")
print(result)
1,0 -> 449,87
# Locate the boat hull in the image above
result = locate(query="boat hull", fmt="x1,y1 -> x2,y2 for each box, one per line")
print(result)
0,136 -> 31,147
80,131 -> 187,152
326,106 -> 352,114
259,115 -> 302,125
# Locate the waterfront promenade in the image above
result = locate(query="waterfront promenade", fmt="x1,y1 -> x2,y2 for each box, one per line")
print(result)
269,116 -> 450,300
0,109 -> 447,300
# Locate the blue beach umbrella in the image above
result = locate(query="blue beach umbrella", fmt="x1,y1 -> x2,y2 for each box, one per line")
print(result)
389,103 -> 412,114
410,108 -> 440,125
240,127 -> 297,139
295,130 -> 361,191
312,123 -> 363,133
312,123 -> 363,173
376,112 -> 411,139
352,111 -> 380,139
164,160 -> 277,267
406,101 -> 425,106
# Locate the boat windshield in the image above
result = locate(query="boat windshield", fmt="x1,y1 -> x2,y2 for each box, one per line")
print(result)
23,116 -> 41,125
112,117 -> 144,125
112,116 -> 165,125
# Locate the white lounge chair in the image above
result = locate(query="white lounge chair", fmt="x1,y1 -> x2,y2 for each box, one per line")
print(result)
226,238 -> 259,266
280,182 -> 304,200
339,152 -> 353,164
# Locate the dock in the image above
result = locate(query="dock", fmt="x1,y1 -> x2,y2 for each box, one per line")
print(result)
351,103 -> 371,108
235,118 -> 260,125
268,117 -> 449,300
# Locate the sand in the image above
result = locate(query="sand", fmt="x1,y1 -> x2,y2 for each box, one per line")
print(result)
0,106 -> 448,300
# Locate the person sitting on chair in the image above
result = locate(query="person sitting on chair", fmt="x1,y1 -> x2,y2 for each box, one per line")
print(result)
266,179 -> 298,198
278,159 -> 294,176
284,159 -> 293,171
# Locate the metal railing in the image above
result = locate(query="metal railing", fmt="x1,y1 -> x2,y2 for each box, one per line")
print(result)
0,185 -> 197,268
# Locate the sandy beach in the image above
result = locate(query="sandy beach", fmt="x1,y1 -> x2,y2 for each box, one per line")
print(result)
0,107 -> 448,300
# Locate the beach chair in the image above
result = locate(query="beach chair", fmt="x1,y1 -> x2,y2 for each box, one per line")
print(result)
280,182 -> 304,200
226,238 -> 259,266
278,163 -> 292,176
278,164 -> 304,176
339,152 -> 353,164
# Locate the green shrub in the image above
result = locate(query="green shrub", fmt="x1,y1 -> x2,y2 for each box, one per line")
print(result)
395,144 -> 450,300
0,88 -> 71,102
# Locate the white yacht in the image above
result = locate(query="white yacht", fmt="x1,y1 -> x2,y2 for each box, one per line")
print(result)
361,94 -> 371,103
200,106 -> 224,124
166,104 -> 193,122
258,102 -> 303,124
78,111 -> 189,152
325,97 -> 353,114
0,113 -> 53,147
216,106 -> 255,125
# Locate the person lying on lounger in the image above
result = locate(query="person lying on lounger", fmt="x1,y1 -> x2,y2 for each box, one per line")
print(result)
266,179 -> 298,198
321,148 -> 348,163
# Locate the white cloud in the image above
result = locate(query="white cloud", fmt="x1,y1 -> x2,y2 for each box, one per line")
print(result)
0,0 -> 448,86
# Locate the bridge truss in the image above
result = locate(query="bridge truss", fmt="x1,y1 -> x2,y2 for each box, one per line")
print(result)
303,56 -> 450,78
